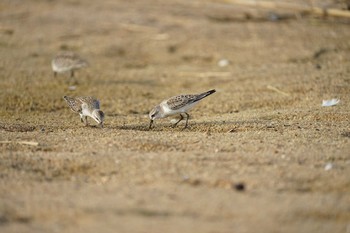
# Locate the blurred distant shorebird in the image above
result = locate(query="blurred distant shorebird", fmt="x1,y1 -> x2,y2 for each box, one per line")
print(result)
52,51 -> 88,78
149,89 -> 216,129
63,96 -> 104,127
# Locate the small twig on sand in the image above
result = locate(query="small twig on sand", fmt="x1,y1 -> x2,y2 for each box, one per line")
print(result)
211,0 -> 350,18
178,71 -> 231,78
0,140 -> 39,146
267,85 -> 290,96
120,23 -> 158,32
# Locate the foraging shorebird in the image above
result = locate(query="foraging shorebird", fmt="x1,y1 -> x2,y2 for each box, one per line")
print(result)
149,89 -> 216,129
63,96 -> 104,127
52,51 -> 88,78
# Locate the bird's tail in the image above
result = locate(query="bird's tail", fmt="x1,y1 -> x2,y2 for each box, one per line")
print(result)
195,89 -> 216,101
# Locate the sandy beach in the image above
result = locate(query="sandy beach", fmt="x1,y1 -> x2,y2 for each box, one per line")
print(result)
0,0 -> 350,232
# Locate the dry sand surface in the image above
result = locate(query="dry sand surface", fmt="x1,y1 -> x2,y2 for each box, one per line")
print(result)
1,0 -> 350,232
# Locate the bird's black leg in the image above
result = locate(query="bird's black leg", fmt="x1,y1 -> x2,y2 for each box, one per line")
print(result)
84,116 -> 88,126
149,120 -> 154,130
184,112 -> 190,129
172,114 -> 184,127
70,70 -> 79,85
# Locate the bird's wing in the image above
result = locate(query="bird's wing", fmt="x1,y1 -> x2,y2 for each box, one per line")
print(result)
78,96 -> 100,110
166,94 -> 197,110
54,52 -> 88,68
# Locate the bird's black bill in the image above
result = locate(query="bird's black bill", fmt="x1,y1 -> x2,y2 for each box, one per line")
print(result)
149,120 -> 154,130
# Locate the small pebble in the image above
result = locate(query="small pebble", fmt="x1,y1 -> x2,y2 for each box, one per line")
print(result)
233,182 -> 245,191
268,12 -> 280,21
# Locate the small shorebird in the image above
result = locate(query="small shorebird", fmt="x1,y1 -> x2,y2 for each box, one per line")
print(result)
149,89 -> 216,129
63,96 -> 104,127
52,51 -> 88,78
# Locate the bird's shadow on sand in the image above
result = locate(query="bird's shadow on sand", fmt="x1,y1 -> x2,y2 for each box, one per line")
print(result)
106,120 -> 262,133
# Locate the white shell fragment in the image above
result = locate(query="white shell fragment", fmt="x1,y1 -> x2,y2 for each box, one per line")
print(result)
324,163 -> 333,171
322,99 -> 339,107
68,85 -> 77,91
218,59 -> 229,67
